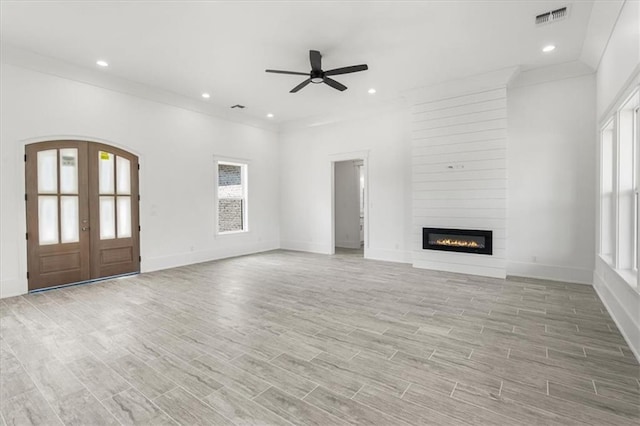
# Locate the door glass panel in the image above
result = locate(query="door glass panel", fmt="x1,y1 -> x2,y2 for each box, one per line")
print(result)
117,196 -> 131,238
116,156 -> 131,195
100,196 -> 116,239
99,151 -> 115,194
38,196 -> 58,245
37,150 -> 58,194
59,148 -> 78,194
60,196 -> 79,243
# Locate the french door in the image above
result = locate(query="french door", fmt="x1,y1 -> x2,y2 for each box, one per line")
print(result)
25,141 -> 140,291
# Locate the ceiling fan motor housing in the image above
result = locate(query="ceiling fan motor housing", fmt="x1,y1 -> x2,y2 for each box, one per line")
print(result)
310,70 -> 324,83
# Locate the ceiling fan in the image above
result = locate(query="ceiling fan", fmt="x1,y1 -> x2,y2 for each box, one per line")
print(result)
266,50 -> 368,93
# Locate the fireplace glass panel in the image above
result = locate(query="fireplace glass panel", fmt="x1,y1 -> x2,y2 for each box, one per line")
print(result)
429,233 -> 485,249
423,228 -> 492,255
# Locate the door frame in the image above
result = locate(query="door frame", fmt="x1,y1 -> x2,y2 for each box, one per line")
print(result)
17,135 -> 143,295
329,150 -> 370,257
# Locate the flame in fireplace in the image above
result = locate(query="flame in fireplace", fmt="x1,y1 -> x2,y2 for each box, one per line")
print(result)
434,238 -> 482,248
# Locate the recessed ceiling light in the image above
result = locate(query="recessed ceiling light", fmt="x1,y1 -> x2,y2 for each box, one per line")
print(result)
542,45 -> 556,53
201,93 -> 210,99
266,113 -> 274,118
96,60 -> 109,67
368,88 -> 376,94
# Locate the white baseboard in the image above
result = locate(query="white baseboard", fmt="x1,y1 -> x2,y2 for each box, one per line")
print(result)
593,268 -> 640,362
142,240 -> 280,272
279,240 -> 332,254
0,278 -> 26,299
507,261 -> 593,285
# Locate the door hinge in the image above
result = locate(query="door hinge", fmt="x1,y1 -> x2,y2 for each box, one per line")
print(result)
138,225 -> 141,232
26,272 -> 29,279
138,195 -> 140,201
139,256 -> 141,262
24,194 -> 27,201
24,154 -> 27,162
137,164 -> 140,170
25,232 -> 28,240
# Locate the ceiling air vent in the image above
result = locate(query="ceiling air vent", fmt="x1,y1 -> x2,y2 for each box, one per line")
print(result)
230,104 -> 245,109
535,6 -> 568,25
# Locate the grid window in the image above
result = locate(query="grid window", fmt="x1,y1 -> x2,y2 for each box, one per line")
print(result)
600,89 -> 639,288
217,161 -> 247,233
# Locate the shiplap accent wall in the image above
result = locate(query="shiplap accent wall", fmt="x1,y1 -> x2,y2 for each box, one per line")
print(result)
412,86 -> 507,278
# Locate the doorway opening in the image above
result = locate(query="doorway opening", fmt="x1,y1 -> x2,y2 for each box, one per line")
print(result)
25,140 -> 140,291
332,158 -> 366,257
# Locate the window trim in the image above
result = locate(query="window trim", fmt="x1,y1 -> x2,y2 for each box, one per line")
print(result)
634,105 -> 639,274
598,87 -> 639,291
214,156 -> 249,236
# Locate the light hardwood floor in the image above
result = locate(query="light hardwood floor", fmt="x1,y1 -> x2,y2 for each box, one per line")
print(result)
1,250 -> 638,425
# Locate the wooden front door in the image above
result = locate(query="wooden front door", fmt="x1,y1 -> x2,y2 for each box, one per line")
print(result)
26,141 -> 140,291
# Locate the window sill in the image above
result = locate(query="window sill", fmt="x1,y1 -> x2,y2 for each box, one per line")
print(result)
598,254 -> 638,291
216,230 -> 249,236
617,268 -> 638,290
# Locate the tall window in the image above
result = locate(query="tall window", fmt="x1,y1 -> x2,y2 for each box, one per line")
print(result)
600,120 -> 614,260
600,89 -> 639,287
216,161 -> 248,233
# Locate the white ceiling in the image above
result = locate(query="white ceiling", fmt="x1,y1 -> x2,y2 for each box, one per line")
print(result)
0,1 -> 606,125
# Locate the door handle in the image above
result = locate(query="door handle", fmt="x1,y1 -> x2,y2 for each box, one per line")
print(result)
82,227 -> 90,231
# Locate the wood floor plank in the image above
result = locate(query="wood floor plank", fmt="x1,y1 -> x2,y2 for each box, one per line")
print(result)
303,385 -> 406,425
50,389 -> 119,426
352,384 -> 461,425
547,381 -> 640,420
253,386 -> 347,426
202,387 -> 292,426
153,387 -> 232,425
451,382 -> 582,425
0,390 -> 62,426
64,355 -> 130,401
189,354 -> 271,398
108,354 -> 176,400
146,355 -> 223,398
402,382 -> 512,426
102,388 -> 175,425
230,353 -> 317,399
502,379 -> 638,426
270,353 -> 363,398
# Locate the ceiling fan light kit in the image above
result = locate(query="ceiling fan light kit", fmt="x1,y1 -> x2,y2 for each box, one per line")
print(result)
266,50 -> 368,93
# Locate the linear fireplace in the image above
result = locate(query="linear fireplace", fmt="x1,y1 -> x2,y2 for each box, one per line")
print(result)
423,227 -> 493,255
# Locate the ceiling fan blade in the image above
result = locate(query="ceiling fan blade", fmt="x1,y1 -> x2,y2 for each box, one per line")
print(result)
290,79 -> 312,93
324,64 -> 368,76
266,69 -> 309,76
323,77 -> 347,92
310,50 -> 322,72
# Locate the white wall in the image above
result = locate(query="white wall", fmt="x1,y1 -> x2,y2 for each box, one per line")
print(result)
507,73 -> 596,284
334,160 -> 361,249
411,87 -> 508,278
279,108 -> 412,263
593,0 -> 640,359
0,64 -> 280,298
